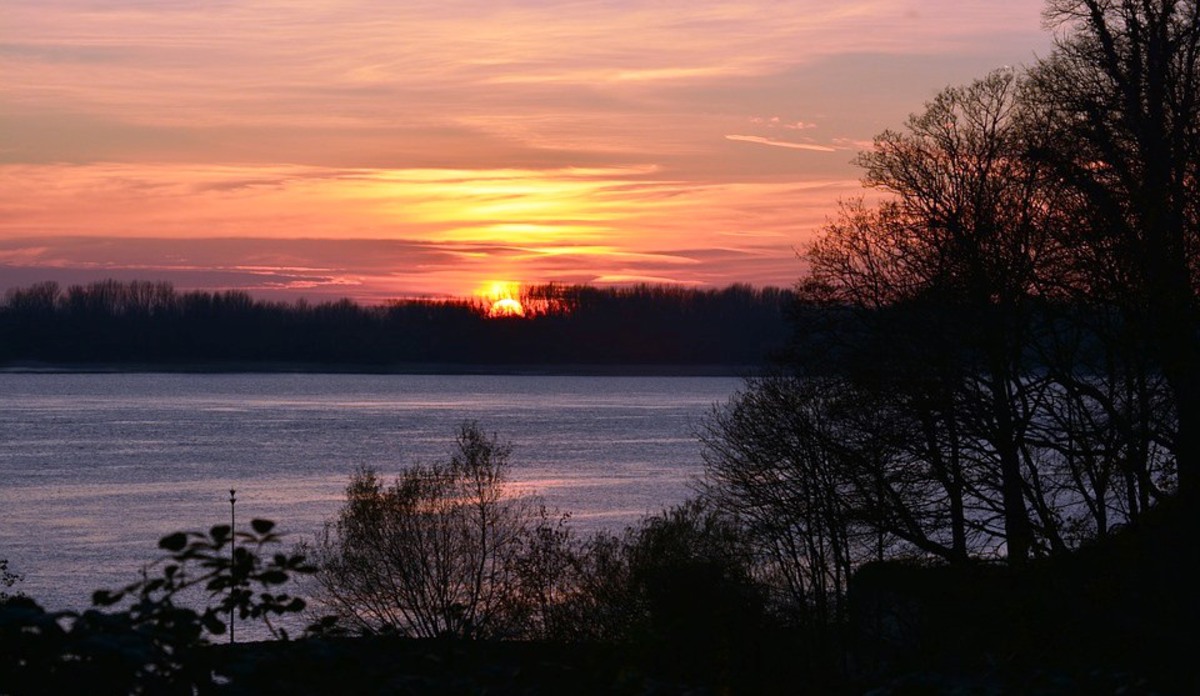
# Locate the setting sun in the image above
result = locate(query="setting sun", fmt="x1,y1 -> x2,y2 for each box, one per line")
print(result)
489,297 -> 526,317
480,281 -> 528,318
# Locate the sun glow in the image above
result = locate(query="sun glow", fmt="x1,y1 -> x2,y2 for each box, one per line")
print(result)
480,281 -> 527,318
490,297 -> 526,317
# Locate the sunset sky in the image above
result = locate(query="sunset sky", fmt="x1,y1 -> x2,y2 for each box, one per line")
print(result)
2,1 -> 1054,303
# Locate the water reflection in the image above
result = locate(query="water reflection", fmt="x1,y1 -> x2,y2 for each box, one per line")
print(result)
0,372 -> 738,615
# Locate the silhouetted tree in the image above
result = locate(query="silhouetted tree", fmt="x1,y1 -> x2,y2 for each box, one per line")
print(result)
802,70 -> 1062,563
307,423 -> 563,639
700,375 -> 865,632
704,53 -> 1184,608
1028,0 -> 1200,500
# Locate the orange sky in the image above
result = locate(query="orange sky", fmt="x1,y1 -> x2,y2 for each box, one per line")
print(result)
1,1 -> 1054,303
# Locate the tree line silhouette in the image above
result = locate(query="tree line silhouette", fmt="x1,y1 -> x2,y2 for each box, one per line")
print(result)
0,280 -> 792,368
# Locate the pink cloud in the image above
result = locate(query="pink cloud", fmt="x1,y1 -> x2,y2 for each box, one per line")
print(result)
0,0 -> 1053,299
724,135 -> 839,152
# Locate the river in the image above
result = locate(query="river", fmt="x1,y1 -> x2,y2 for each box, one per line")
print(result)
0,372 -> 741,614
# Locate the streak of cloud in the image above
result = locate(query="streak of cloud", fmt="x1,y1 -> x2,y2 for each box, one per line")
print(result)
724,135 -> 839,152
0,235 -> 808,303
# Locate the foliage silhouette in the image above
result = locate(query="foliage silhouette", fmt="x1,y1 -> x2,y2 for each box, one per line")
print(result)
0,519 -> 316,695
307,422 -> 571,639
698,4 -> 1196,680
0,558 -> 21,602
1028,0 -> 1200,501
306,424 -> 782,690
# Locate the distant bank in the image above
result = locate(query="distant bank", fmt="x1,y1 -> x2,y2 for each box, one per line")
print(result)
1,280 -> 793,369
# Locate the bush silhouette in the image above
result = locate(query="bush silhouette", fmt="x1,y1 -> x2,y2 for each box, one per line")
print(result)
0,519 -> 316,695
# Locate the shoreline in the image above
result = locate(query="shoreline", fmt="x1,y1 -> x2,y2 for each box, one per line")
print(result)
0,361 -> 762,377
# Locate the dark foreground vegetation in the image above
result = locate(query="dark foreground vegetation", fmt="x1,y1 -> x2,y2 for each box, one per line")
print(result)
4,0 -> 1200,692
0,281 -> 791,369
1,424 -> 1194,694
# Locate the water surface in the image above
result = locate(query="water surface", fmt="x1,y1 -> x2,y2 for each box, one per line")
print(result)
0,372 -> 739,612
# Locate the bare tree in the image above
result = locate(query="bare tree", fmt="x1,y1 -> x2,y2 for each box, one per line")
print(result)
1029,0 -> 1200,499
733,65 -> 1172,571
307,423 -> 554,638
805,70 -> 1064,563
700,374 -> 869,630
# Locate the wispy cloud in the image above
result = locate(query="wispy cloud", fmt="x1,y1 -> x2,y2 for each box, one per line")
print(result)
0,0 -> 1053,299
0,234 -> 810,302
724,135 -> 839,152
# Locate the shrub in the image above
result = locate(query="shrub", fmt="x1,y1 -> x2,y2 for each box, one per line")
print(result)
0,519 -> 314,694
307,422 -> 569,639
